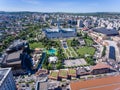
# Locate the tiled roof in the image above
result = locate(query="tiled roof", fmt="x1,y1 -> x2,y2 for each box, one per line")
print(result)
70,75 -> 120,90
91,62 -> 111,71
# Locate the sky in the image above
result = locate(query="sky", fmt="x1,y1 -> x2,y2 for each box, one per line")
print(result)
0,0 -> 120,13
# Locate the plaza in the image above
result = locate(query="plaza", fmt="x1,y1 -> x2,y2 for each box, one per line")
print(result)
64,59 -> 87,67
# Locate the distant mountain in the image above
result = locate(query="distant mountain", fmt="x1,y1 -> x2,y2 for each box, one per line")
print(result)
0,11 -> 120,16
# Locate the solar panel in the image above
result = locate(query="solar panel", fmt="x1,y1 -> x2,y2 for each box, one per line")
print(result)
109,46 -> 116,60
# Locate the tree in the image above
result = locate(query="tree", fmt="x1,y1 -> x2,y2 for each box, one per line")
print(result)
84,33 -> 88,39
71,39 -> 79,47
56,63 -> 63,69
85,56 -> 95,65
48,64 -> 53,70
102,46 -> 106,57
77,32 -> 82,37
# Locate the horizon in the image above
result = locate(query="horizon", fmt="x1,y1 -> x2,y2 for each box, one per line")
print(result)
0,0 -> 120,13
1,11 -> 120,13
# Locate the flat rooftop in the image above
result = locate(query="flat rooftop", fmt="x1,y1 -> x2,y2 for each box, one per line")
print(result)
45,28 -> 75,32
7,50 -> 22,62
37,81 -> 60,90
3,50 -> 22,65
0,68 -> 11,86
93,28 -> 119,36
38,82 -> 48,90
70,75 -> 120,90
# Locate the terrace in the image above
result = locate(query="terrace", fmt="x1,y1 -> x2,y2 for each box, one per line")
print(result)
68,69 -> 77,77
64,59 -> 87,67
59,69 -> 68,78
49,70 -> 59,80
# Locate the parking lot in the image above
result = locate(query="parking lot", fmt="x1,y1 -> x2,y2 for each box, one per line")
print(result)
64,59 -> 87,67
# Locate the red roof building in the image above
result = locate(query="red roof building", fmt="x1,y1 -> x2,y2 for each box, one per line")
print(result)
70,75 -> 120,90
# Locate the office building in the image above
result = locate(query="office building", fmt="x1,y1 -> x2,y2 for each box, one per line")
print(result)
0,68 -> 16,90
43,28 -> 76,39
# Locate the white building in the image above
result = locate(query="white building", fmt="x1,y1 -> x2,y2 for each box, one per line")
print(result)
77,19 -> 84,28
0,68 -> 16,90
48,56 -> 58,63
43,28 -> 76,39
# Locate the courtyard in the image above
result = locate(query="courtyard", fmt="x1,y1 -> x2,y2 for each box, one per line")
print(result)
64,59 -> 87,67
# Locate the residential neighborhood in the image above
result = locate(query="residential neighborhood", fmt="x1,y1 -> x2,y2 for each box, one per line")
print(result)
0,0 -> 120,90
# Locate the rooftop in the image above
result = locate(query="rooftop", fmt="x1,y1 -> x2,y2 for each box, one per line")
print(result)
37,82 -> 48,90
49,70 -> 59,79
59,69 -> 68,78
4,50 -> 22,65
35,69 -> 48,76
37,81 -> 60,90
45,28 -> 76,32
76,67 -> 90,75
70,75 -> 120,90
0,68 -> 11,86
48,56 -> 58,63
91,62 -> 111,71
6,39 -> 26,52
68,69 -> 76,76
93,28 -> 119,36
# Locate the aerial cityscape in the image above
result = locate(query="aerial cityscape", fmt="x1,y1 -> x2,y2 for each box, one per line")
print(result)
0,0 -> 120,90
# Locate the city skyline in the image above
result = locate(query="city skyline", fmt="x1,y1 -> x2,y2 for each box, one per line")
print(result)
0,0 -> 120,13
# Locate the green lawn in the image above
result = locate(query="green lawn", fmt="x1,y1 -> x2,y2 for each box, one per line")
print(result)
50,71 -> 58,78
85,39 -> 94,46
59,70 -> 68,76
69,47 -> 73,51
30,42 -> 44,49
71,52 -> 76,57
62,48 -> 68,59
66,39 -> 73,47
69,47 -> 78,57
69,69 -> 76,75
66,49 -> 71,56
77,46 -> 95,57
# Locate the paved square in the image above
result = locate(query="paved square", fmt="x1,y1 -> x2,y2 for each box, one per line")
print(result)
64,59 -> 87,67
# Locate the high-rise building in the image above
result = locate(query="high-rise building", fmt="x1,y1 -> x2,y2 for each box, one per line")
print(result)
77,19 -> 84,28
0,68 -> 16,90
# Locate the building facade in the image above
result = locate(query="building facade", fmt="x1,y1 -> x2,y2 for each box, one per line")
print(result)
0,68 -> 16,90
43,28 -> 76,39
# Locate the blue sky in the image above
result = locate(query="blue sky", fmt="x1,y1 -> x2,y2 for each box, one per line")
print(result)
0,0 -> 120,12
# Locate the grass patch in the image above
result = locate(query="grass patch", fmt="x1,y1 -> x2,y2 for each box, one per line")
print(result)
77,46 -> 95,57
71,52 -> 76,57
69,47 -> 73,51
50,71 -> 58,78
66,49 -> 71,56
69,47 -> 78,57
66,39 -> 73,47
30,42 -> 44,49
59,70 -> 68,77
62,48 -> 68,59
85,39 -> 94,46
69,69 -> 76,75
